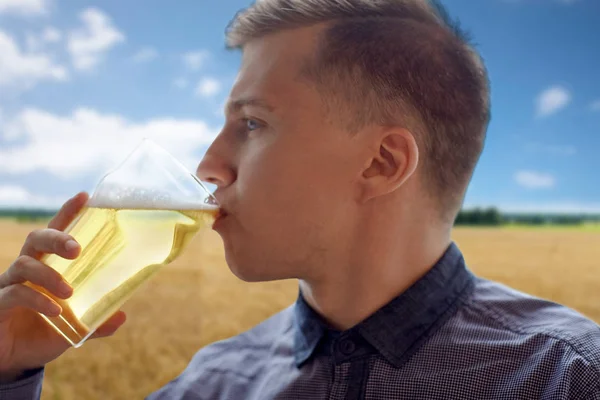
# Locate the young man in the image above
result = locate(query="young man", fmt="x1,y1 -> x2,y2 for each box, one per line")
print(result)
1,1 -> 599,399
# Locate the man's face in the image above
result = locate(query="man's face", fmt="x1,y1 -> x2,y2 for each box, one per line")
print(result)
196,26 -> 368,282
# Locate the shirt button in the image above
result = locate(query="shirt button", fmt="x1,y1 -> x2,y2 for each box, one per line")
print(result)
339,339 -> 356,355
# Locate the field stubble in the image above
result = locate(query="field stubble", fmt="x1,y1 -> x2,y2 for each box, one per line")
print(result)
0,221 -> 597,399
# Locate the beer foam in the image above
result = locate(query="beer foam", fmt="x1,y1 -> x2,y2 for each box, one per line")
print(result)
88,185 -> 216,210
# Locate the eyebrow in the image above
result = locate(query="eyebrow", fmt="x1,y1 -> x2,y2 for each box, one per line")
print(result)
227,97 -> 275,113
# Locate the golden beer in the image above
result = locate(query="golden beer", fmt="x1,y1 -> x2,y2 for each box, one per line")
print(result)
27,204 -> 218,347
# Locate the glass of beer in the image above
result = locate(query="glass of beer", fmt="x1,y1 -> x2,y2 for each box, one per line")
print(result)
26,138 -> 219,348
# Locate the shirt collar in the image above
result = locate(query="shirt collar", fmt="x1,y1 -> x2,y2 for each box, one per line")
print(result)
292,241 -> 475,368
293,287 -> 329,367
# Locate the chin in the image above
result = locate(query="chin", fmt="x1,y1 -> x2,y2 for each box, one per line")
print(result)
220,238 -> 298,283
225,255 -> 290,283
227,264 -> 283,283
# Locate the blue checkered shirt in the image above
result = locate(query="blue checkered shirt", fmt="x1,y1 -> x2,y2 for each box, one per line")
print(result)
2,242 -> 600,399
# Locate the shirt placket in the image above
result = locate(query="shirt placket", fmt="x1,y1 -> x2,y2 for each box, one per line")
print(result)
328,362 -> 350,400
326,333 -> 372,400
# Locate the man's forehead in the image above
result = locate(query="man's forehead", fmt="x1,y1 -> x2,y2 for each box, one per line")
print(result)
243,23 -> 324,61
239,35 -> 310,80
226,28 -> 322,112
225,64 -> 291,114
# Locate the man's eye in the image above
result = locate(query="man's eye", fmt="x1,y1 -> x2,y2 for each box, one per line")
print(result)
245,119 -> 261,131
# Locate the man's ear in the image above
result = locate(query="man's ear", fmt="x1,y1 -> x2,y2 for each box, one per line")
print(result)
360,128 -> 419,202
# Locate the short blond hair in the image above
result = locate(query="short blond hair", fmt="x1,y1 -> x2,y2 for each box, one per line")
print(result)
226,0 -> 491,223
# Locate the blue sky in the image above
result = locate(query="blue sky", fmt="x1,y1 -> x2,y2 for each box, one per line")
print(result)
0,0 -> 598,213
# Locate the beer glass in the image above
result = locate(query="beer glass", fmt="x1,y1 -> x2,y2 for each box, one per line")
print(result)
26,138 -> 219,348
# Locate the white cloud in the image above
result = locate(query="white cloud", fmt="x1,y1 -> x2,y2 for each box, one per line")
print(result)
173,78 -> 189,89
42,27 -> 62,43
23,27 -> 61,53
0,0 -> 48,15
0,185 -> 65,209
131,46 -> 158,63
0,30 -> 68,89
535,86 -> 571,117
590,100 -> 600,112
67,8 -> 125,70
514,170 -> 556,189
195,77 -> 221,98
0,107 -> 218,180
182,50 -> 209,71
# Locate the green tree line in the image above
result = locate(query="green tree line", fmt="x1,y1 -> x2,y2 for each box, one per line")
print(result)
454,207 -> 600,226
0,209 -> 56,223
0,207 -> 599,226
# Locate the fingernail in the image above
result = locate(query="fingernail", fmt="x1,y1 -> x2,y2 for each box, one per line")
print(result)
59,281 -> 73,298
48,302 -> 62,317
65,240 -> 79,252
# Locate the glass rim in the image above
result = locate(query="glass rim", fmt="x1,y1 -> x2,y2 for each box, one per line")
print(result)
93,137 -> 219,208
139,138 -> 219,207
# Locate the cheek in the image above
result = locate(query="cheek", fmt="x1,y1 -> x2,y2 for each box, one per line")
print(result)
238,149 -> 311,221
222,137 -> 357,277
226,153 -> 322,275
241,141 -> 336,202
237,142 -> 351,238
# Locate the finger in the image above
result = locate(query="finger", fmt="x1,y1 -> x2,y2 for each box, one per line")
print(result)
0,256 -> 72,298
19,229 -> 80,261
0,284 -> 62,317
91,311 -> 127,339
48,192 -> 89,231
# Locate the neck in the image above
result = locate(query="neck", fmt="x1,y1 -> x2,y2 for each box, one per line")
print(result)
299,208 -> 452,331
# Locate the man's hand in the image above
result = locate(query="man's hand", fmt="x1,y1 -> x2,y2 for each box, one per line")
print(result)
0,192 -> 127,383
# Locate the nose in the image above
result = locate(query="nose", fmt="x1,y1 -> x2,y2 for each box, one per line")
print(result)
196,137 -> 236,189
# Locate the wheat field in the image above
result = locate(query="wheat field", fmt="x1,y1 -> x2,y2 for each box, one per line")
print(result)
0,220 -> 598,399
